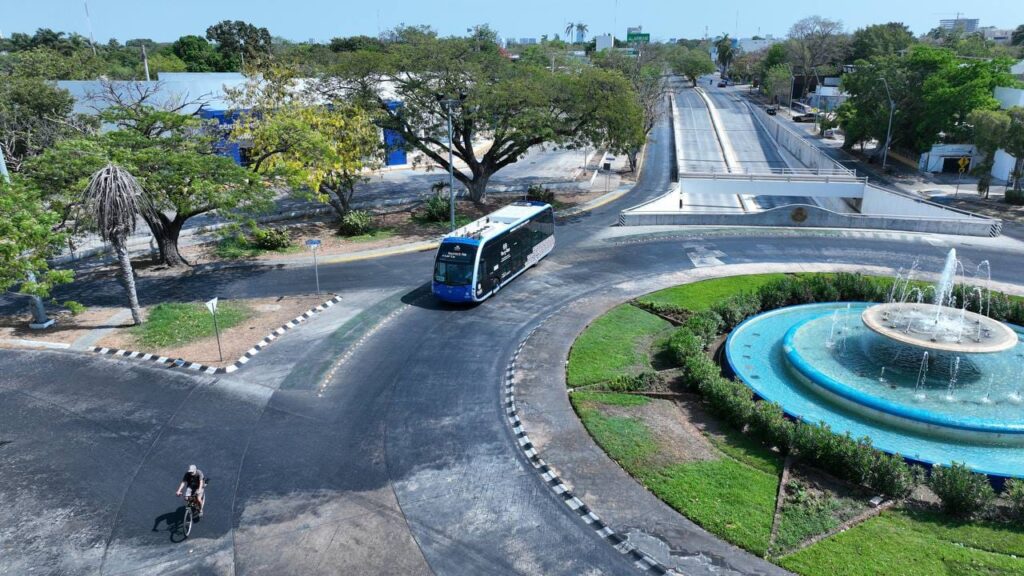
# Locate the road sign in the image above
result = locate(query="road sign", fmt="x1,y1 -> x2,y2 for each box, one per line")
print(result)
305,239 -> 321,249
205,297 -> 223,361
626,32 -> 650,43
205,297 -> 218,314
306,239 -> 322,294
958,156 -> 970,173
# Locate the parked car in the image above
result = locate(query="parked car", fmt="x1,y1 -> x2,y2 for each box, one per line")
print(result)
792,112 -> 815,122
766,105 -> 778,115
717,80 -> 727,88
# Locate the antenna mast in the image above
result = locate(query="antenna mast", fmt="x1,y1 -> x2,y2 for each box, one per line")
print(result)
83,1 -> 98,56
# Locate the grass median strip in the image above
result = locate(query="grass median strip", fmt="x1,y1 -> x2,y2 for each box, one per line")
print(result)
567,304 -> 671,387
637,274 -> 787,311
778,508 -> 1024,576
570,390 -> 780,556
130,301 -> 252,348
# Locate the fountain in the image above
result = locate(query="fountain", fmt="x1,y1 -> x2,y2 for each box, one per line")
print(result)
728,249 -> 1024,478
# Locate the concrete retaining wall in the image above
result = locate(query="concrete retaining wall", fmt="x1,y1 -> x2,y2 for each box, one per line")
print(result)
748,103 -> 850,176
620,203 -> 1000,237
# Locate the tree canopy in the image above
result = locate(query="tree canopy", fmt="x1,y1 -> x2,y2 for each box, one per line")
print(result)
850,22 -> 914,61
205,20 -> 273,69
321,27 -> 643,201
0,176 -> 72,299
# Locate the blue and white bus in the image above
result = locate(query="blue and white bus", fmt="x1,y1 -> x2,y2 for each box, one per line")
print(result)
432,201 -> 555,303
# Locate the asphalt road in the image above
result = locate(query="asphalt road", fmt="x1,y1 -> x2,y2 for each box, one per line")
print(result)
701,81 -> 816,209
4,97 -> 1024,575
674,85 -> 744,213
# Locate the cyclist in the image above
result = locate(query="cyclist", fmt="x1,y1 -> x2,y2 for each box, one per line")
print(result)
176,464 -> 205,517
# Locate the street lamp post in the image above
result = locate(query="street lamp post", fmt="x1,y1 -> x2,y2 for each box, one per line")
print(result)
879,77 -> 895,172
436,94 -> 465,232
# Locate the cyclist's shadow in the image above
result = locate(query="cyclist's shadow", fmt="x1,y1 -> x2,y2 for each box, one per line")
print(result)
152,506 -> 189,543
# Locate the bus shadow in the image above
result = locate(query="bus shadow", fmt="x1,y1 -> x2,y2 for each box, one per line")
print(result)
401,283 -> 481,311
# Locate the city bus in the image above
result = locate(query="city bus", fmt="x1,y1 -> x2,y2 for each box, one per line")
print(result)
432,201 -> 555,303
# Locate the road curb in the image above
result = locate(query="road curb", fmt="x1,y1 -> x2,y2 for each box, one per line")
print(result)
89,295 -> 343,375
503,315 -> 673,575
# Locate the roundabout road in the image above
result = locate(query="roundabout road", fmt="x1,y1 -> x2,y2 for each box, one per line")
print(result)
4,111 -> 1024,575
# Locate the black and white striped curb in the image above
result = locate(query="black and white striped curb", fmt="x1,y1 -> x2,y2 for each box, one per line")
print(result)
504,317 -> 673,575
90,295 -> 343,375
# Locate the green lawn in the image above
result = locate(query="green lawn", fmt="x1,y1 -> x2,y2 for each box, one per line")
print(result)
566,304 -> 671,387
571,391 -> 780,556
131,301 -> 252,348
771,485 -> 867,556
779,509 -> 1024,576
637,274 -> 788,311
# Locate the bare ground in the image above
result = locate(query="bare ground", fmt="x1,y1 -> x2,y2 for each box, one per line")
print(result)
599,397 -> 720,466
0,307 -> 126,346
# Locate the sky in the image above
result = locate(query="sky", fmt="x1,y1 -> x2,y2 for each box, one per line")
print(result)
1,0 -> 1021,45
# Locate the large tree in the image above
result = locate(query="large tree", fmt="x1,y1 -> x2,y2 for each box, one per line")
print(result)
320,27 -> 642,202
172,35 -> 222,72
764,63 -> 794,104
673,48 -> 715,86
787,16 -> 847,98
0,77 -> 94,172
967,109 -> 1010,198
839,46 -> 1013,155
715,34 -> 735,75
850,22 -> 914,61
26,83 -> 270,268
229,65 -> 382,219
592,48 -> 666,169
0,176 -> 73,315
205,20 -> 272,69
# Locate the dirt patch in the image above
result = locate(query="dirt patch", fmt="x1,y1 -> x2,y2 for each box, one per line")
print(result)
93,295 -> 329,366
0,307 -> 127,347
601,397 -> 719,465
943,196 -> 1024,224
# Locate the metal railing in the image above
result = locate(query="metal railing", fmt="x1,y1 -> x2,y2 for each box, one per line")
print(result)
678,164 -> 866,182
746,101 -> 856,178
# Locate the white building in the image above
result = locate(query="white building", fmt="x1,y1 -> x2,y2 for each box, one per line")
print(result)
737,35 -> 781,54
989,87 -> 1024,184
939,18 -> 979,33
595,34 -> 614,52
980,26 -> 1014,44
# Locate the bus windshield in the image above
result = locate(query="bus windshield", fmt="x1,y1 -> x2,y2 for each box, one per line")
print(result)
433,242 -> 477,286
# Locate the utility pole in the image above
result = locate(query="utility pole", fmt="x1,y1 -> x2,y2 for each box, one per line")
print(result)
83,1 -> 98,56
879,77 -> 895,172
436,94 -> 465,232
141,44 -> 151,82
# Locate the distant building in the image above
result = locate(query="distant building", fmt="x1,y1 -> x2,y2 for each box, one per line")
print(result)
595,34 -> 614,52
980,26 -> 1014,44
517,37 -> 538,45
737,35 -> 781,54
626,26 -> 643,35
939,18 -> 979,33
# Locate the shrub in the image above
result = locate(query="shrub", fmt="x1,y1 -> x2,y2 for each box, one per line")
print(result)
669,328 -> 706,366
869,453 -> 921,499
422,194 -> 450,223
526,184 -> 555,204
634,299 -> 690,323
683,310 -> 723,347
338,210 -> 375,236
712,292 -> 762,330
1003,479 -> 1024,518
251,227 -> 291,250
1006,188 -> 1024,205
604,371 -> 662,392
928,462 -> 996,518
750,401 -> 794,451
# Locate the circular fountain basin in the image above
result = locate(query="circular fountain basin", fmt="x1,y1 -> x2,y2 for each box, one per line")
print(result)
862,302 -> 1018,354
726,303 -> 1024,478
784,315 -> 1024,445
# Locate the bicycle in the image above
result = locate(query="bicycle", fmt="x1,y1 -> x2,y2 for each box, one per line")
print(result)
181,478 -> 209,538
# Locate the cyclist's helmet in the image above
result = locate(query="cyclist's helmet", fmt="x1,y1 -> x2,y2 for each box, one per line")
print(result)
188,464 -> 197,474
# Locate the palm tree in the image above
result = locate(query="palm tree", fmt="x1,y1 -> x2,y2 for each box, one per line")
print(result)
715,34 -> 734,76
565,22 -> 575,41
575,23 -> 589,43
83,163 -> 150,325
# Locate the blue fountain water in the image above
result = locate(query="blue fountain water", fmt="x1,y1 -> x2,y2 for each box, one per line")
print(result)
727,303 -> 1024,478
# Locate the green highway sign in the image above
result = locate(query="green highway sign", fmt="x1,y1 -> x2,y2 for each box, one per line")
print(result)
626,32 -> 650,43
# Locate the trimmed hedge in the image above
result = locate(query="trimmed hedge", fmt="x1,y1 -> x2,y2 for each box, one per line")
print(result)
928,463 -> 996,518
652,273 -> 1018,507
